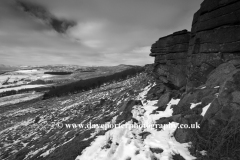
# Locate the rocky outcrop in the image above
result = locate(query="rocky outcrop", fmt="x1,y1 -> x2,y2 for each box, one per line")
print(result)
173,60 -> 240,158
188,0 -> 240,88
150,0 -> 240,89
148,0 -> 240,158
150,30 -> 190,92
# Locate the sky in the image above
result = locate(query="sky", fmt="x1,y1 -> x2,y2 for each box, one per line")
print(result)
0,0 -> 203,66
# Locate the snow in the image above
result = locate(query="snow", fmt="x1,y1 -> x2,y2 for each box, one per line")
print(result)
190,102 -> 202,109
144,124 -> 194,160
200,86 -> 206,89
201,103 -> 211,116
2,107 -> 39,117
61,101 -> 83,111
0,69 -> 54,88
40,148 -> 56,157
199,150 -> 207,156
75,83 -> 195,160
41,74 -> 54,78
117,99 -> 122,105
137,84 -> 153,100
0,75 -> 28,84
24,145 -> 48,160
16,69 -> 38,73
0,93 -> 43,107
61,99 -> 72,105
61,137 -> 75,146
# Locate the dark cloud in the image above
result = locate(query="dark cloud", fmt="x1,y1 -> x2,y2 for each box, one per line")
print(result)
0,0 -> 203,66
16,0 -> 76,33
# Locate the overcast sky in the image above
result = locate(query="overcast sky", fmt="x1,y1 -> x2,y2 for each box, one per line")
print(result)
0,0 -> 203,66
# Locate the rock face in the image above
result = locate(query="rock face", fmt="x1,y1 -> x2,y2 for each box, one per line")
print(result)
148,0 -> 240,158
150,0 -> 240,90
173,61 -> 240,148
188,0 -> 240,88
150,30 -> 191,90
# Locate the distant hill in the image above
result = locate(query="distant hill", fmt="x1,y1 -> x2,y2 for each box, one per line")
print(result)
0,64 -> 17,74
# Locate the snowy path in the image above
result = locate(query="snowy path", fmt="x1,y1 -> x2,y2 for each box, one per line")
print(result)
76,84 -> 196,160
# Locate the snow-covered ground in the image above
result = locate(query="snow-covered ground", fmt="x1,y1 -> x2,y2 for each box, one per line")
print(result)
0,74 -> 147,160
0,69 -> 54,89
0,75 -> 28,83
0,93 -> 43,107
15,69 -> 39,73
76,85 -> 196,160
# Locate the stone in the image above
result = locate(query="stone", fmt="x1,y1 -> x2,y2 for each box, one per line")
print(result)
34,116 -> 40,123
139,132 -> 151,139
232,91 -> 240,104
149,30 -> 190,92
146,84 -> 169,100
155,92 -> 172,110
115,100 -> 143,124
149,148 -> 163,154
186,0 -> 240,88
172,86 -> 218,116
174,118 -> 191,143
155,117 -> 173,125
174,115 -> 202,143
206,60 -> 240,87
172,154 -> 185,160
155,114 -> 182,126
